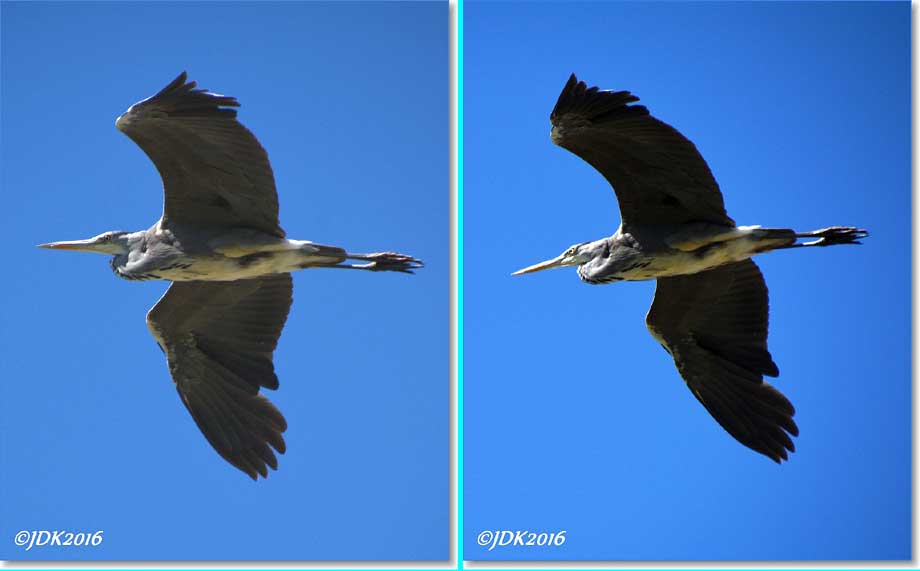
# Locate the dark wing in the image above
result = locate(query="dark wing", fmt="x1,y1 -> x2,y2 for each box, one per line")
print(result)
116,72 -> 284,237
146,274 -> 293,479
550,73 -> 734,227
645,260 -> 797,462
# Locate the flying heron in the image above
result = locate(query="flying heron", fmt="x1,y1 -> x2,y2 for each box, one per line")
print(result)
40,72 -> 422,479
513,74 -> 867,462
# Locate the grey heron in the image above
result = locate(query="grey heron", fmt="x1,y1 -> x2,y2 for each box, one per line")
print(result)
40,72 -> 422,479
513,74 -> 867,462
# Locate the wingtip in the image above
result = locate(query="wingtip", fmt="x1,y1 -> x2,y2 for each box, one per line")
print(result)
120,71 -> 242,124
163,71 -> 191,95
551,73 -> 645,127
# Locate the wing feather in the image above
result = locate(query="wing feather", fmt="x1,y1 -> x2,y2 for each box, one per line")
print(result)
646,260 -> 797,462
551,73 -> 734,227
116,72 -> 284,237
146,274 -> 293,479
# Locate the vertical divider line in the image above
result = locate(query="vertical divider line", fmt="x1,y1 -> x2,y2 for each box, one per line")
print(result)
456,0 -> 464,566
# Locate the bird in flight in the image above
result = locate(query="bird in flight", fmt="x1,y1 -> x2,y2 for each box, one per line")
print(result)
40,72 -> 422,479
513,74 -> 866,462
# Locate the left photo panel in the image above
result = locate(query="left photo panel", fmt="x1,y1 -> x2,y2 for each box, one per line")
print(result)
2,1 -> 448,561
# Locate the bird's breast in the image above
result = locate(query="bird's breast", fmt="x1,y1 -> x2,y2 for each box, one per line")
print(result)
616,240 -> 762,281
143,255 -> 285,281
117,247 -> 343,282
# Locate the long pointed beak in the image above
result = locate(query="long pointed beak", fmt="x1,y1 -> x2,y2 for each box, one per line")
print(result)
38,239 -> 105,252
512,254 -> 568,276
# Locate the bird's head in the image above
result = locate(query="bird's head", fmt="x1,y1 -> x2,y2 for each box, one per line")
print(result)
512,242 -> 594,276
39,231 -> 132,256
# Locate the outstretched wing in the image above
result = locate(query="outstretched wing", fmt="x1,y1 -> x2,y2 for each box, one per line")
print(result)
550,73 -> 734,228
146,274 -> 293,479
645,260 -> 798,462
116,71 -> 285,237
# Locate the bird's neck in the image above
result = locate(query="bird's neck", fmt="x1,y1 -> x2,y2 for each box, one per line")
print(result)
109,231 -> 152,280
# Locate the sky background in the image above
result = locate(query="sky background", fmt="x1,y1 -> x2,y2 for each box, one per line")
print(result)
464,1 -> 909,561
1,1 -> 447,561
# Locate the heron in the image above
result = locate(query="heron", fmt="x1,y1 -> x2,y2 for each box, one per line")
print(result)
40,72 -> 422,479
513,74 -> 867,462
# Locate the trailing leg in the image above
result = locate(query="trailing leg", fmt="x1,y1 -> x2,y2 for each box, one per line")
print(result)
334,252 -> 423,273
794,226 -> 868,247
748,226 -> 867,254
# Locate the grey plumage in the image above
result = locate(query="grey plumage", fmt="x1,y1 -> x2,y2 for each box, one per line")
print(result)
646,260 -> 797,462
116,73 -> 284,238
147,275 -> 293,478
40,72 -> 422,479
550,74 -> 733,227
514,74 -> 866,462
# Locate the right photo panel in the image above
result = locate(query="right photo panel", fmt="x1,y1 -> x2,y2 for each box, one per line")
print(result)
464,1 -> 909,561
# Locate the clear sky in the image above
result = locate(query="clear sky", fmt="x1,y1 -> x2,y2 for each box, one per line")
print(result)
1,1 -> 447,561
464,1 -> 909,561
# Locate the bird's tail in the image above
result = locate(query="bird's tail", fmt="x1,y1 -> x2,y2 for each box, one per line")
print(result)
761,226 -> 868,249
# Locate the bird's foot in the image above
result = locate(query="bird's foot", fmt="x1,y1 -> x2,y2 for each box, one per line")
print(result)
799,226 -> 868,246
347,252 -> 424,273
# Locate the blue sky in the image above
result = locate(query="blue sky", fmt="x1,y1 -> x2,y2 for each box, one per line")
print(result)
1,1 -> 447,561
464,1 -> 909,561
